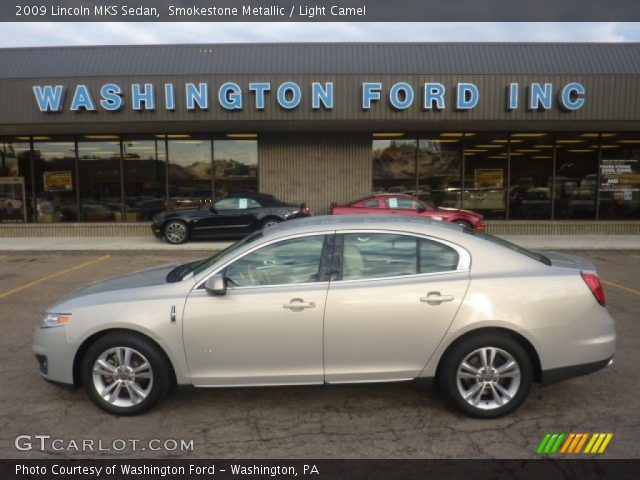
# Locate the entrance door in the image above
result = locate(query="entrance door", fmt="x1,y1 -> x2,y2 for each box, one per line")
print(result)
323,232 -> 470,383
183,234 -> 331,386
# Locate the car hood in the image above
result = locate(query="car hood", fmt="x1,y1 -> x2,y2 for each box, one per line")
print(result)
60,262 -> 181,302
539,251 -> 597,271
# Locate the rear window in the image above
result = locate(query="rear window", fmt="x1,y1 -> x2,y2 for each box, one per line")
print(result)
463,228 -> 550,266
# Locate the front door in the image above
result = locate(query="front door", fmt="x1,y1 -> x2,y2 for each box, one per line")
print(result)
323,232 -> 470,383
183,233 -> 331,386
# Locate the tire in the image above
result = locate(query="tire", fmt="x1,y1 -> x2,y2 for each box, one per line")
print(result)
164,220 -> 189,244
80,331 -> 172,415
454,219 -> 472,229
261,217 -> 282,229
438,333 -> 533,418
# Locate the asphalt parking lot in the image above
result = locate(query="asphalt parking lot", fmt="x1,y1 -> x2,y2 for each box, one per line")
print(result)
1,249 -> 639,459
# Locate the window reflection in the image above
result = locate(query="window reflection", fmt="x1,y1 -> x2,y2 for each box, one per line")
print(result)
78,138 -> 122,222
372,139 -> 416,194
599,133 -> 640,219
554,134 -> 599,220
213,140 -> 258,199
509,133 -> 553,220
0,139 -> 32,222
463,133 -> 507,219
167,137 -> 212,209
122,138 -> 167,221
33,138 -> 78,222
417,135 -> 462,208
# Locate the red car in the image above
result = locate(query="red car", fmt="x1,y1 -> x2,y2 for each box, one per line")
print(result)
330,193 -> 485,231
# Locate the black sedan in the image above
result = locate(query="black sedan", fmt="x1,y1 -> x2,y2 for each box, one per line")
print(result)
151,193 -> 311,244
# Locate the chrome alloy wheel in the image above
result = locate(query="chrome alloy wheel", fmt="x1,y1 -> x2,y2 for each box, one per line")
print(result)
165,222 -> 187,244
456,347 -> 521,410
92,347 -> 153,408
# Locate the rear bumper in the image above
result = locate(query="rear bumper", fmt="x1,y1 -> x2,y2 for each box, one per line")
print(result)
541,357 -> 613,386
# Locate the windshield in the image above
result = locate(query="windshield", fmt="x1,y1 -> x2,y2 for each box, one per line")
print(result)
463,228 -> 551,266
188,231 -> 264,278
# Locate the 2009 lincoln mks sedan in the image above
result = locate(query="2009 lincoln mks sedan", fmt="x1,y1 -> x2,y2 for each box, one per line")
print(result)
34,216 -> 615,418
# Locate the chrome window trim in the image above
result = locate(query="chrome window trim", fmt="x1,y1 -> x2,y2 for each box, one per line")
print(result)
193,228 -> 471,291
193,230 -> 335,291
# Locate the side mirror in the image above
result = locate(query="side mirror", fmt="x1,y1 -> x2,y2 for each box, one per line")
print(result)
209,205 -> 217,213
417,204 -> 427,212
204,273 -> 227,296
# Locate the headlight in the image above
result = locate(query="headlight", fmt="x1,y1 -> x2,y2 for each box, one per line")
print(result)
41,313 -> 71,329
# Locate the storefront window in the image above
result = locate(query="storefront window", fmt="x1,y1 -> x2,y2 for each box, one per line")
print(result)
213,140 -> 258,199
372,138 -> 417,194
78,137 -> 123,222
463,133 -> 508,219
0,138 -> 32,222
122,137 -> 167,221
598,133 -> 640,219
167,136 -> 213,209
417,134 -> 462,208
33,138 -> 78,222
554,134 -> 599,220
509,133 -> 554,220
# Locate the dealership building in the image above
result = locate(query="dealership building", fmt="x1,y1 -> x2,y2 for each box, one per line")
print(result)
0,42 -> 639,236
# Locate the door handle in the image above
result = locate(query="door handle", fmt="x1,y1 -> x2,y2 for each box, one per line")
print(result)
420,292 -> 454,305
283,298 -> 316,311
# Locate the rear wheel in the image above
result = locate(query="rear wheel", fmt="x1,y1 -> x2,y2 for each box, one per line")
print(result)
439,333 -> 533,418
81,332 -> 172,415
164,220 -> 188,244
261,217 -> 282,229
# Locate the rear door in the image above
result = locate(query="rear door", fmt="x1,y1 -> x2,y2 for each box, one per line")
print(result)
323,231 -> 471,383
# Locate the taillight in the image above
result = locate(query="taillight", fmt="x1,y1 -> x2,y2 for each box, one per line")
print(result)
581,271 -> 605,306
476,222 -> 486,232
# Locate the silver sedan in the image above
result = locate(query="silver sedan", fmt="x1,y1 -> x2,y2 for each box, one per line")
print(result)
33,215 -> 615,418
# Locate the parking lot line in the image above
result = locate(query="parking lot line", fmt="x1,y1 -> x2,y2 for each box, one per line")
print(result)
602,279 -> 640,297
632,255 -> 640,260
0,254 -> 111,299
0,255 -> 7,260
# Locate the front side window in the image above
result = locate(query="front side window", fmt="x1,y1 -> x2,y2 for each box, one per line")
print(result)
341,233 -> 459,281
225,235 -> 325,286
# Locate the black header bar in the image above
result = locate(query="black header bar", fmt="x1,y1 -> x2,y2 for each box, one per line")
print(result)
6,0 -> 640,22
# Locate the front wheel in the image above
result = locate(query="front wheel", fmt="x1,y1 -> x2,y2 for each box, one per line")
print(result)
454,219 -> 472,229
80,332 -> 172,415
439,333 -> 533,418
164,220 -> 189,244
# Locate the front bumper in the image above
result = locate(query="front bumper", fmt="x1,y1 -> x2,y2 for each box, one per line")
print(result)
33,325 -> 76,387
151,223 -> 163,239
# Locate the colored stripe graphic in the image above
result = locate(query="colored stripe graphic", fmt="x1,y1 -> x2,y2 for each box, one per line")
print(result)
538,433 -> 613,455
537,433 -> 565,454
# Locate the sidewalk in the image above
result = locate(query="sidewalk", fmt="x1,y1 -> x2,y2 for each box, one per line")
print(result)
0,235 -> 638,251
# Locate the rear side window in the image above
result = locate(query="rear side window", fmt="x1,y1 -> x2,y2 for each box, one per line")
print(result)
341,233 -> 459,281
360,199 -> 380,208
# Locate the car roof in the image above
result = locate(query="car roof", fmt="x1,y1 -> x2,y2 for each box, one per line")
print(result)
263,214 -> 462,238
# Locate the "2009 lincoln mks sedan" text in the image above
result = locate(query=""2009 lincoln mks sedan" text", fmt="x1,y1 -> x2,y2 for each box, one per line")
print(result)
33,215 -> 615,418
